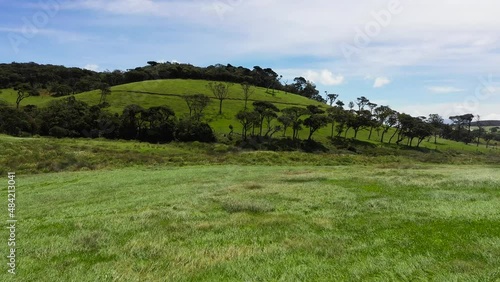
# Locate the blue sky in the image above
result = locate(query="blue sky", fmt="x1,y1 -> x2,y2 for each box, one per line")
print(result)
1,0 -> 499,120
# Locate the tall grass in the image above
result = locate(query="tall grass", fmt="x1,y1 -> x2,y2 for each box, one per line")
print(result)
2,165 -> 499,281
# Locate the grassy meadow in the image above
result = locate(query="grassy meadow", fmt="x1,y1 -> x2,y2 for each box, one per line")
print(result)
1,163 -> 499,281
1,79 -> 499,281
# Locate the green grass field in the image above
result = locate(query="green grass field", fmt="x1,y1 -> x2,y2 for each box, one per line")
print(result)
2,163 -> 499,281
1,79 -> 500,281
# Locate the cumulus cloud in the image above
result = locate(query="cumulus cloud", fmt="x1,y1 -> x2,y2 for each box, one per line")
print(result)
427,86 -> 466,94
83,64 -> 99,71
304,70 -> 344,86
373,77 -> 391,88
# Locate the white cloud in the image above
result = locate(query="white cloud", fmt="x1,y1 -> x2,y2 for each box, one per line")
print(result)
83,64 -> 99,71
397,102 -> 500,121
304,70 -> 344,86
373,77 -> 391,88
58,0 -> 500,77
427,86 -> 466,94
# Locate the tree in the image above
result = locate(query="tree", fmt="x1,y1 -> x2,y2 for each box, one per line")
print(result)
49,83 -> 73,97
304,114 -> 329,140
119,104 -> 145,139
278,115 -> 293,137
303,105 -> 328,140
281,107 -> 308,140
366,102 -> 378,140
356,96 -> 370,111
252,101 -> 280,137
236,110 -> 259,140
147,61 -> 159,67
14,83 -> 31,109
207,82 -> 232,114
374,105 -> 396,143
183,94 -> 211,121
99,83 -> 111,105
241,82 -> 255,110
449,113 -> 475,144
0,105 -> 32,136
306,105 -> 325,115
349,110 -> 371,139
348,101 -> 355,111
326,92 -> 339,106
327,104 -> 345,138
175,119 -> 216,143
428,114 -> 444,144
414,119 -> 434,147
142,106 -> 176,142
39,96 -> 95,138
483,133 -> 495,148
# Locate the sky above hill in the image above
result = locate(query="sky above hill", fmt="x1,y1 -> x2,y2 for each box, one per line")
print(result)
1,0 -> 499,120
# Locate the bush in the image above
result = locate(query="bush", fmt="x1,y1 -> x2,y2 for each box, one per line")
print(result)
49,126 -> 69,138
175,119 -> 216,143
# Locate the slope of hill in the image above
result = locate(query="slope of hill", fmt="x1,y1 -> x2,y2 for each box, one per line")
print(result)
471,120 -> 500,127
1,79 -> 498,153
2,79 -> 325,133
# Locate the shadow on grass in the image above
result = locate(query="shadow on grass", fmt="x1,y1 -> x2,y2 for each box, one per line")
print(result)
237,137 -> 329,153
283,177 -> 329,183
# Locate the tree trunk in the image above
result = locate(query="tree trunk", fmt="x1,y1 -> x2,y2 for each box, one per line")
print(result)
218,99 -> 223,114
389,129 -> 399,144
380,130 -> 386,143
259,118 -> 264,137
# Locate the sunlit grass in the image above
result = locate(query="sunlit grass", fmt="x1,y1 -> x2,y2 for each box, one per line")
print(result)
1,164 -> 499,281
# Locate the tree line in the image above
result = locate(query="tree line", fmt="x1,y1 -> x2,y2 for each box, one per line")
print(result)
0,62 -> 324,102
229,85 -> 500,148
0,97 -> 216,143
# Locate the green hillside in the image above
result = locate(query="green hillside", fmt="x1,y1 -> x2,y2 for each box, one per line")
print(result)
1,79 -> 498,152
1,79 -> 324,134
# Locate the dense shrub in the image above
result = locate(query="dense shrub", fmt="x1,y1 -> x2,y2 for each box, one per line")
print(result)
175,119 -> 216,143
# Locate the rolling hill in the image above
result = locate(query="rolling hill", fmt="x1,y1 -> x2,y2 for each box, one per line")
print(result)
1,79 -> 498,152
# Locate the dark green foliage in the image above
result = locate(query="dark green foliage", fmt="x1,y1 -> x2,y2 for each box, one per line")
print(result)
0,95 -> 215,143
304,114 -> 329,140
0,62 -> 323,102
236,110 -> 259,140
49,126 -> 69,138
252,101 -> 280,137
0,105 -> 32,136
281,107 -> 308,140
175,119 -> 216,143
446,114 -> 475,144
39,97 -> 94,137
140,106 -> 176,143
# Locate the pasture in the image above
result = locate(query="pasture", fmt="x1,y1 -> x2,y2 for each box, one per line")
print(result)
1,162 -> 499,281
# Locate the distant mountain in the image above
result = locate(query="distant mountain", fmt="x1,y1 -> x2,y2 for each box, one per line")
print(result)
471,120 -> 500,126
